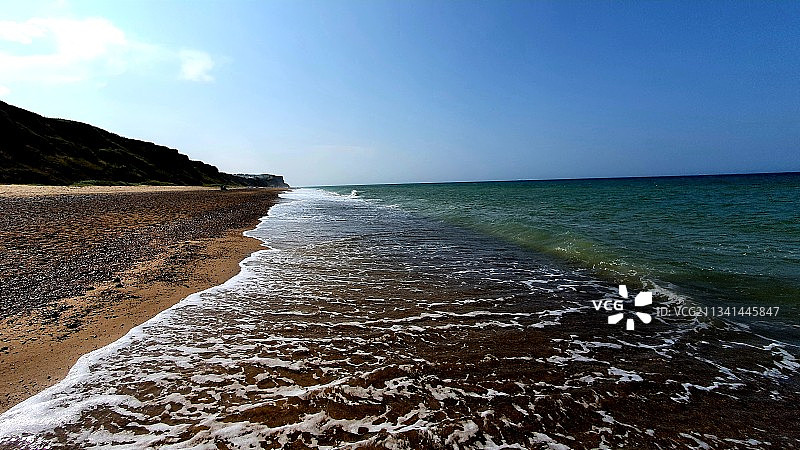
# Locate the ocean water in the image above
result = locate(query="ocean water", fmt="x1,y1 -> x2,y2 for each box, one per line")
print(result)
0,180 -> 799,448
328,174 -> 800,342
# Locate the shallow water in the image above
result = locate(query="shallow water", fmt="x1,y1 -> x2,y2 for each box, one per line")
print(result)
0,189 -> 798,448
326,174 -> 800,343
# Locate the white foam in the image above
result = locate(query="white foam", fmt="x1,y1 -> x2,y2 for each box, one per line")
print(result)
1,187 -> 792,448
607,367 -> 643,383
0,193 -> 284,439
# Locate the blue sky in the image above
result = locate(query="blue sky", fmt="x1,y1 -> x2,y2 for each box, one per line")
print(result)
0,1 -> 797,186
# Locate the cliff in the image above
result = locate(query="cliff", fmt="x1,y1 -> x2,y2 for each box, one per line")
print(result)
232,174 -> 289,188
0,100 -> 287,187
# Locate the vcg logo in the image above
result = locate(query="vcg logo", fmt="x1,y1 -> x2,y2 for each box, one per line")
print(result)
592,285 -> 653,330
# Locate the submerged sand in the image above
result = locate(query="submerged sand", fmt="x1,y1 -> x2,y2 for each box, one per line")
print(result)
0,186 -> 283,412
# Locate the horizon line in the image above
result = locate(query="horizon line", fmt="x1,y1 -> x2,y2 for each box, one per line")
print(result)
304,170 -> 800,188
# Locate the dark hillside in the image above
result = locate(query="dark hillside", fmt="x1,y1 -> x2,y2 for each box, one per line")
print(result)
0,100 -> 287,187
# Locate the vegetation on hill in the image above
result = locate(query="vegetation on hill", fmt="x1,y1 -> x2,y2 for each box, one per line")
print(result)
0,100 -> 287,187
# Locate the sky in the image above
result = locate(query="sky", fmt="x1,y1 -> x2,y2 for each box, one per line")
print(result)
0,1 -> 798,186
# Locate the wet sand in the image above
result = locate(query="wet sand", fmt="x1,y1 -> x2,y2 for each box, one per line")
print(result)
0,186 -> 282,413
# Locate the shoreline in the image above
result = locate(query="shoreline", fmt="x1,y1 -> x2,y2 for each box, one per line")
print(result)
0,186 -> 282,413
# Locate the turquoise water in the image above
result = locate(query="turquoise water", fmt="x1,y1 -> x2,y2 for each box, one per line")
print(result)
324,173 -> 800,330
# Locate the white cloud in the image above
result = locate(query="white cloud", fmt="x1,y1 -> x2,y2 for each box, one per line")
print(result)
179,50 -> 214,82
0,19 -> 49,44
0,16 -> 215,94
0,85 -> 10,97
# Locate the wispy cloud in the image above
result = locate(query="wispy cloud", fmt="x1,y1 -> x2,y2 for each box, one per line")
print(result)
0,16 -> 216,96
179,50 -> 214,82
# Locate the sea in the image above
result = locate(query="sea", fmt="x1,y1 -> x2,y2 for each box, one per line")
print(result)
1,173 -> 799,448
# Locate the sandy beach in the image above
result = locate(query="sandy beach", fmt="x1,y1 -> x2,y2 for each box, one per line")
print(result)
0,186 -> 283,413
0,185 -> 218,198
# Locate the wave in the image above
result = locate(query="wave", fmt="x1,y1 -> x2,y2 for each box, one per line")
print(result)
2,188 -> 799,448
